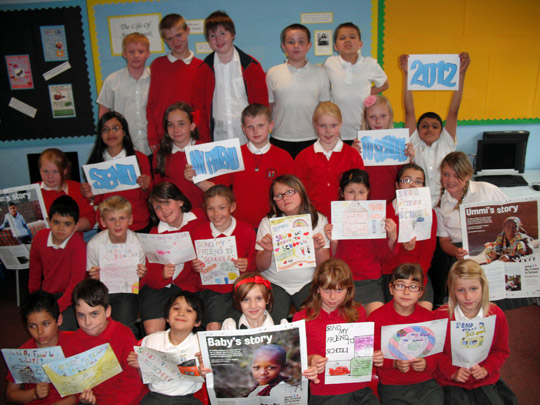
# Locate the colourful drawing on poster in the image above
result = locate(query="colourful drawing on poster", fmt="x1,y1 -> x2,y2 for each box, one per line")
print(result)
270,214 -> 315,271
331,200 -> 386,240
1,347 -> 64,384
195,236 -> 239,285
40,25 -> 69,62
139,232 -> 196,265
48,84 -> 76,118
5,55 -> 33,90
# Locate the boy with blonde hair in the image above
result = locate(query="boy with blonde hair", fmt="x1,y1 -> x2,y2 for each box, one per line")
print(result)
86,196 -> 146,338
324,22 -> 388,142
193,10 -> 268,144
97,32 -> 152,154
147,14 -> 202,150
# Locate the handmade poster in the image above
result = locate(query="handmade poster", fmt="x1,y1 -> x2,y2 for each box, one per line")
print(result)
461,197 -> 540,298
43,343 -> 122,397
48,84 -> 76,118
134,346 -> 203,385
358,128 -> 410,166
40,25 -> 69,62
0,244 -> 30,269
98,243 -> 140,294
324,322 -> 374,384
199,321 -> 308,404
108,14 -> 162,55
138,232 -> 196,264
185,139 -> 245,183
2,346 -> 64,384
5,55 -> 33,90
270,214 -> 316,271
331,200 -> 386,240
407,54 -> 460,91
0,184 -> 48,247
396,187 -> 433,243
195,236 -> 239,285
381,319 -> 447,360
450,316 -> 496,369
82,156 -> 141,195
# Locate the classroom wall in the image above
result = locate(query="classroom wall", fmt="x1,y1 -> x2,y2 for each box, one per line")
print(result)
1,0 -> 538,189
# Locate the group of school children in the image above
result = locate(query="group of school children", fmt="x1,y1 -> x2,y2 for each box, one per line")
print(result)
4,8 -> 518,405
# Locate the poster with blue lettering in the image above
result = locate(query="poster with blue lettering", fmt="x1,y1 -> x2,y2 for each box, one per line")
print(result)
185,139 -> 245,182
82,156 -> 141,195
396,187 -> 433,243
195,236 -> 239,285
450,316 -> 496,368
331,200 -> 386,240
1,346 -> 64,383
324,322 -> 374,384
42,343 -> 122,397
407,54 -> 460,91
381,319 -> 447,360
358,128 -> 409,166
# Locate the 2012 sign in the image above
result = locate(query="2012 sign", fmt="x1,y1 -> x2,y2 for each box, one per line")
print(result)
407,54 -> 460,91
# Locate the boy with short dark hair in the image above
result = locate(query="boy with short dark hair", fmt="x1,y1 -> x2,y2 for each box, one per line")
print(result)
5,291 -> 76,404
66,279 -> 145,404
0,202 -> 32,244
193,10 -> 268,144
185,103 -> 294,228
28,195 -> 86,331
86,196 -> 146,338
324,22 -> 388,141
147,14 -> 202,151
97,32 -> 152,154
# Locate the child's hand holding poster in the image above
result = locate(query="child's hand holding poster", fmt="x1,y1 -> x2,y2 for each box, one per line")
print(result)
450,316 -> 496,368
381,319 -> 447,360
185,138 -> 245,182
99,243 -> 140,294
42,343 -> 122,397
358,128 -> 409,166
138,232 -> 196,264
324,322 -> 374,384
2,346 -> 64,383
331,200 -> 386,240
195,236 -> 239,285
407,54 -> 460,91
270,214 -> 315,271
134,346 -> 203,385
396,187 -> 433,243
82,156 -> 141,195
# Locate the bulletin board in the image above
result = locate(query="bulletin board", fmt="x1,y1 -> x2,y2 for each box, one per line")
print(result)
0,6 -> 95,141
381,0 -> 540,125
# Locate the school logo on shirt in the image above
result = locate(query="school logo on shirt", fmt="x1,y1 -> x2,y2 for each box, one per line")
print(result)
266,168 -> 277,179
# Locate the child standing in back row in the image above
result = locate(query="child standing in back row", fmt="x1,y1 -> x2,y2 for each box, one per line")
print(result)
324,22 -> 388,143
266,23 -> 330,158
147,14 -> 202,150
295,101 -> 365,219
193,10 -> 268,144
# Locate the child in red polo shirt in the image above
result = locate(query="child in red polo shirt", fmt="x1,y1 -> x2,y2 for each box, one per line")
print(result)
191,185 -> 256,330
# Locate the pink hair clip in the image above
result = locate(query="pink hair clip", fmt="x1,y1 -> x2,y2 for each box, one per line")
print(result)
363,95 -> 377,108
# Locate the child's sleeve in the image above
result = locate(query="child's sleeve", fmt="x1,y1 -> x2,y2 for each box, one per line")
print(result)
192,66 -> 212,143
417,211 -> 437,273
370,59 -> 388,88
56,236 -> 87,313
480,306 -> 510,375
242,224 -> 257,272
146,59 -> 161,148
86,238 -> 99,270
96,75 -> 114,109
136,152 -> 153,194
28,236 -> 43,294
245,59 -> 269,107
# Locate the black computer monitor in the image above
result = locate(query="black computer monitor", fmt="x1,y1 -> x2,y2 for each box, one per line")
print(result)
475,138 -> 527,174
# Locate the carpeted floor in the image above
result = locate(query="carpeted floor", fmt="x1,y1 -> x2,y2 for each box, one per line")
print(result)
0,268 -> 538,404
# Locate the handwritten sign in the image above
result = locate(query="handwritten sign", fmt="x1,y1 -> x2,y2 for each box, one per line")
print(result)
99,243 -> 140,294
2,347 -> 64,383
407,54 -> 460,91
331,200 -> 386,240
43,343 -> 122,397
134,346 -> 203,385
108,14 -> 163,55
325,322 -> 374,384
358,128 -> 409,166
195,236 -> 239,285
138,232 -> 196,264
186,139 -> 245,182
381,319 -> 447,360
450,316 -> 496,368
270,214 -> 315,271
82,156 -> 141,196
396,187 -> 433,243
